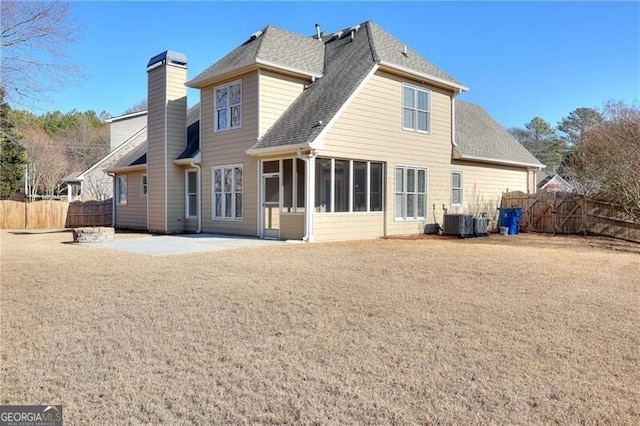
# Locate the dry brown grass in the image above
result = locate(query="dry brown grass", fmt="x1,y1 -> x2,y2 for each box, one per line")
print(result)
1,230 -> 638,424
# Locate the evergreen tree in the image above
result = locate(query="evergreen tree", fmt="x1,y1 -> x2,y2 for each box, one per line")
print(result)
0,89 -> 28,199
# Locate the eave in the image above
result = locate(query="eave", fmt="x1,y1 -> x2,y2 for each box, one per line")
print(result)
378,61 -> 469,93
453,151 -> 545,169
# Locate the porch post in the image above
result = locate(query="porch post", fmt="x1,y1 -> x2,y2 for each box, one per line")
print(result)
306,156 -> 316,243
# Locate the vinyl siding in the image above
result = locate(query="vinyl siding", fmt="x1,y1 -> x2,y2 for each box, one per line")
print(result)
319,70 -> 454,237
449,160 -> 529,227
313,213 -> 384,242
199,72 -> 260,236
280,213 -> 304,240
115,171 -> 147,229
147,64 -> 187,233
110,115 -> 146,150
258,70 -> 307,138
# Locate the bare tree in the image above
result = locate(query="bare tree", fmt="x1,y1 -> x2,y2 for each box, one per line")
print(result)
564,100 -> 640,223
20,126 -> 71,198
1,0 -> 83,106
123,99 -> 148,114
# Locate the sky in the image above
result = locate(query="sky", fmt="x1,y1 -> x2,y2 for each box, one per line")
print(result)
24,1 -> 640,130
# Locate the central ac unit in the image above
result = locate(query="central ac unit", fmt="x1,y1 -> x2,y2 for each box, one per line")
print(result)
443,214 -> 474,237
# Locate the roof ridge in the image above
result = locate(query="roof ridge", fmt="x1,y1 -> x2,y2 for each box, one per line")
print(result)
365,21 -> 381,62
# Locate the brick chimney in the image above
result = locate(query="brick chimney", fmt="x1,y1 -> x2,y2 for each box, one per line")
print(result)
146,50 -> 187,233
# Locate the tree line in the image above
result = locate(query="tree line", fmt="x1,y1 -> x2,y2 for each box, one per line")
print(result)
0,88 -> 110,200
509,100 -> 639,222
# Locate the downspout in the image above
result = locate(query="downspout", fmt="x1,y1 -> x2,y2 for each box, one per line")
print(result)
451,89 -> 462,148
107,172 -> 116,227
297,148 -> 317,243
189,161 -> 202,233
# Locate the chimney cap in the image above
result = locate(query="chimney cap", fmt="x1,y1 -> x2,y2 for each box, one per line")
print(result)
147,50 -> 188,70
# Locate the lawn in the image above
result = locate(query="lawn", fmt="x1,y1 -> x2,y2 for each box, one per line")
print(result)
1,230 -> 638,424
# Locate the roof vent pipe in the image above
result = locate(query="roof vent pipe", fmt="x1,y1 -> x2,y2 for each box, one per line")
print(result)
315,23 -> 322,41
402,46 -> 408,56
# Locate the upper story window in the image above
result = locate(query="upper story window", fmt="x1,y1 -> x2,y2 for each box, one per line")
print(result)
403,84 -> 430,133
214,81 -> 242,132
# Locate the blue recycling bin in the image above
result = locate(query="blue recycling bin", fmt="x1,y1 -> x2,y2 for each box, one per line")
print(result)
499,208 -> 523,235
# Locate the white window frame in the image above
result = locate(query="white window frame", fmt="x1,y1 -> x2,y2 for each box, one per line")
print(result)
395,165 -> 427,221
315,158 -> 384,214
185,169 -> 198,219
212,164 -> 243,221
141,174 -> 147,197
116,176 -> 127,205
451,171 -> 463,207
214,80 -> 242,132
402,84 -> 431,133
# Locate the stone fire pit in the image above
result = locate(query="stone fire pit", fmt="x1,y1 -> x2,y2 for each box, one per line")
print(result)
73,227 -> 115,243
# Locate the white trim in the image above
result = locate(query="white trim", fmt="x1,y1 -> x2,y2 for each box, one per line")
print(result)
214,80 -> 242,132
88,126 -> 147,177
309,64 -> 380,147
453,151 -> 546,169
116,176 -> 127,206
255,58 -> 323,80
105,110 -> 147,123
141,174 -> 148,197
174,151 -> 201,165
185,168 -> 198,219
212,164 -> 244,221
109,164 -> 147,174
378,60 -> 469,92
402,83 -> 431,134
246,142 -> 309,157
394,165 -> 428,221
451,170 -> 463,207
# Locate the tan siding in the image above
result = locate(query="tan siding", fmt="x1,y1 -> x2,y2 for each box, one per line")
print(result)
280,214 -> 304,240
200,72 -> 260,236
115,171 -> 147,229
147,64 -> 187,233
313,213 -> 384,242
449,161 -> 529,227
258,70 -> 307,138
321,70 -> 454,237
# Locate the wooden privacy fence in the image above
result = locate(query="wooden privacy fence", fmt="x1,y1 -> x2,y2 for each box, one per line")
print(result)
66,200 -> 112,228
0,200 -> 69,229
501,191 -> 640,243
0,199 -> 112,229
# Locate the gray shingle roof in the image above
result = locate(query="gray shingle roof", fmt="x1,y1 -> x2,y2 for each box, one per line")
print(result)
251,21 -> 464,151
112,140 -> 147,169
177,103 -> 201,159
367,21 -> 462,88
251,22 -> 377,150
454,100 -> 543,166
186,26 -> 325,88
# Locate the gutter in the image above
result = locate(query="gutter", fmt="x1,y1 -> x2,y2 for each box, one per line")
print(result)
453,152 -> 546,169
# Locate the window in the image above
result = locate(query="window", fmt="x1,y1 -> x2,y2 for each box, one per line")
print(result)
116,176 -> 127,205
214,81 -> 241,131
403,84 -> 430,133
315,158 -> 384,213
213,165 -> 242,220
141,174 -> 148,197
395,166 -> 426,220
451,171 -> 463,206
186,170 -> 197,218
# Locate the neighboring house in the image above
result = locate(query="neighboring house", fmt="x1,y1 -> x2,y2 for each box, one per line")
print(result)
65,111 -> 148,202
537,172 -> 574,193
108,21 -> 543,242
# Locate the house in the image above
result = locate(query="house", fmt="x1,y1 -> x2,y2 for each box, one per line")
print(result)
537,172 -> 574,193
65,110 -> 148,202
108,21 -> 543,242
